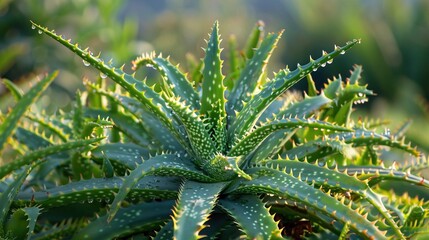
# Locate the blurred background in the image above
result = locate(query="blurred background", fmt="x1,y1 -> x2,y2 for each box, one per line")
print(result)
1,0 -> 429,150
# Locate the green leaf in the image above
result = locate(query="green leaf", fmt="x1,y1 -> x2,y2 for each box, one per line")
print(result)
283,129 -> 419,162
343,166 -> 429,189
0,166 -> 31,232
14,176 -> 179,208
84,108 -> 152,148
226,167 -> 387,240
205,155 -> 250,181
224,35 -> 240,91
247,94 -> 332,165
172,181 -> 226,240
72,90 -> 84,138
337,129 -> 419,156
30,219 -> 86,240
348,64 -> 362,84
264,196 -> 344,235
275,93 -> 332,120
263,159 -> 404,238
306,73 -> 319,96
360,145 -> 378,165
0,71 -> 57,152
185,53 -> 203,89
92,143 -> 150,171
227,30 -> 283,118
199,211 -> 237,239
246,130 -> 295,165
5,207 -> 41,240
228,40 -> 360,145
14,127 -> 52,150
154,221 -> 174,240
339,223 -> 350,240
31,22 -> 189,153
219,195 -> 282,239
405,206 -> 426,226
321,66 -> 374,125
101,152 -> 115,178
166,97 -> 216,163
200,21 -> 227,153
25,112 -> 69,142
229,117 -> 350,157
334,101 -> 353,126
0,137 -> 103,179
323,76 -> 342,99
84,87 -> 184,151
108,155 -> 214,222
13,128 -> 72,184
244,20 -> 265,59
304,228 -> 339,240
2,79 -> 23,101
73,201 -> 174,240
281,138 -> 348,162
132,53 -> 200,109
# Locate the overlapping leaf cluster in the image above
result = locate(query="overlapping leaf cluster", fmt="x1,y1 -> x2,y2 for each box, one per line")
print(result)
0,21 -> 428,239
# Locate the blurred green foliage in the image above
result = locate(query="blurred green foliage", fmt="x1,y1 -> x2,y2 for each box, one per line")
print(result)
1,0 -> 429,149
2,0 -> 429,99
0,0 -> 142,111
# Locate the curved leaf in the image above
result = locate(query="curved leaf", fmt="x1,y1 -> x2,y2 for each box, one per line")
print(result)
14,176 -> 180,208
263,159 -> 404,238
219,195 -> 283,239
0,71 -> 57,152
228,40 -> 360,145
342,166 -> 429,189
0,166 -> 31,231
92,143 -> 149,172
108,154 -> 214,222
166,96 -> 216,163
200,21 -> 227,153
132,52 -> 200,109
227,30 -> 283,119
84,85 -> 184,151
0,137 -> 103,179
5,206 -> 41,240
74,201 -> 174,240
31,22 -> 190,154
226,167 -> 387,240
229,117 -> 350,157
172,181 -> 226,240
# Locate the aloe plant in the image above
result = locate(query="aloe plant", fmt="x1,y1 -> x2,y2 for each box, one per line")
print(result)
0,21 -> 428,239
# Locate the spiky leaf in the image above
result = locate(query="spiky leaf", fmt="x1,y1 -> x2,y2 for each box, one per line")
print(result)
173,181 -> 226,240
228,40 -> 360,145
200,21 -> 227,153
0,166 -> 31,232
219,196 -> 283,239
74,201 -> 174,239
108,155 -> 215,222
263,159 -> 404,238
227,30 -> 283,118
0,71 -> 57,152
31,22 -> 189,152
5,207 -> 40,240
0,137 -> 103,179
14,176 -> 180,208
226,167 -> 387,240
132,52 -> 200,109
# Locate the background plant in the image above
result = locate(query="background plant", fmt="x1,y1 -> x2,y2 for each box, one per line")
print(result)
2,0 -> 429,152
0,0 -> 141,112
0,20 -> 428,239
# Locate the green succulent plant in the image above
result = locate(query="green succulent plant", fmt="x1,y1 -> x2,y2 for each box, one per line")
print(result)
0,21 -> 428,239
